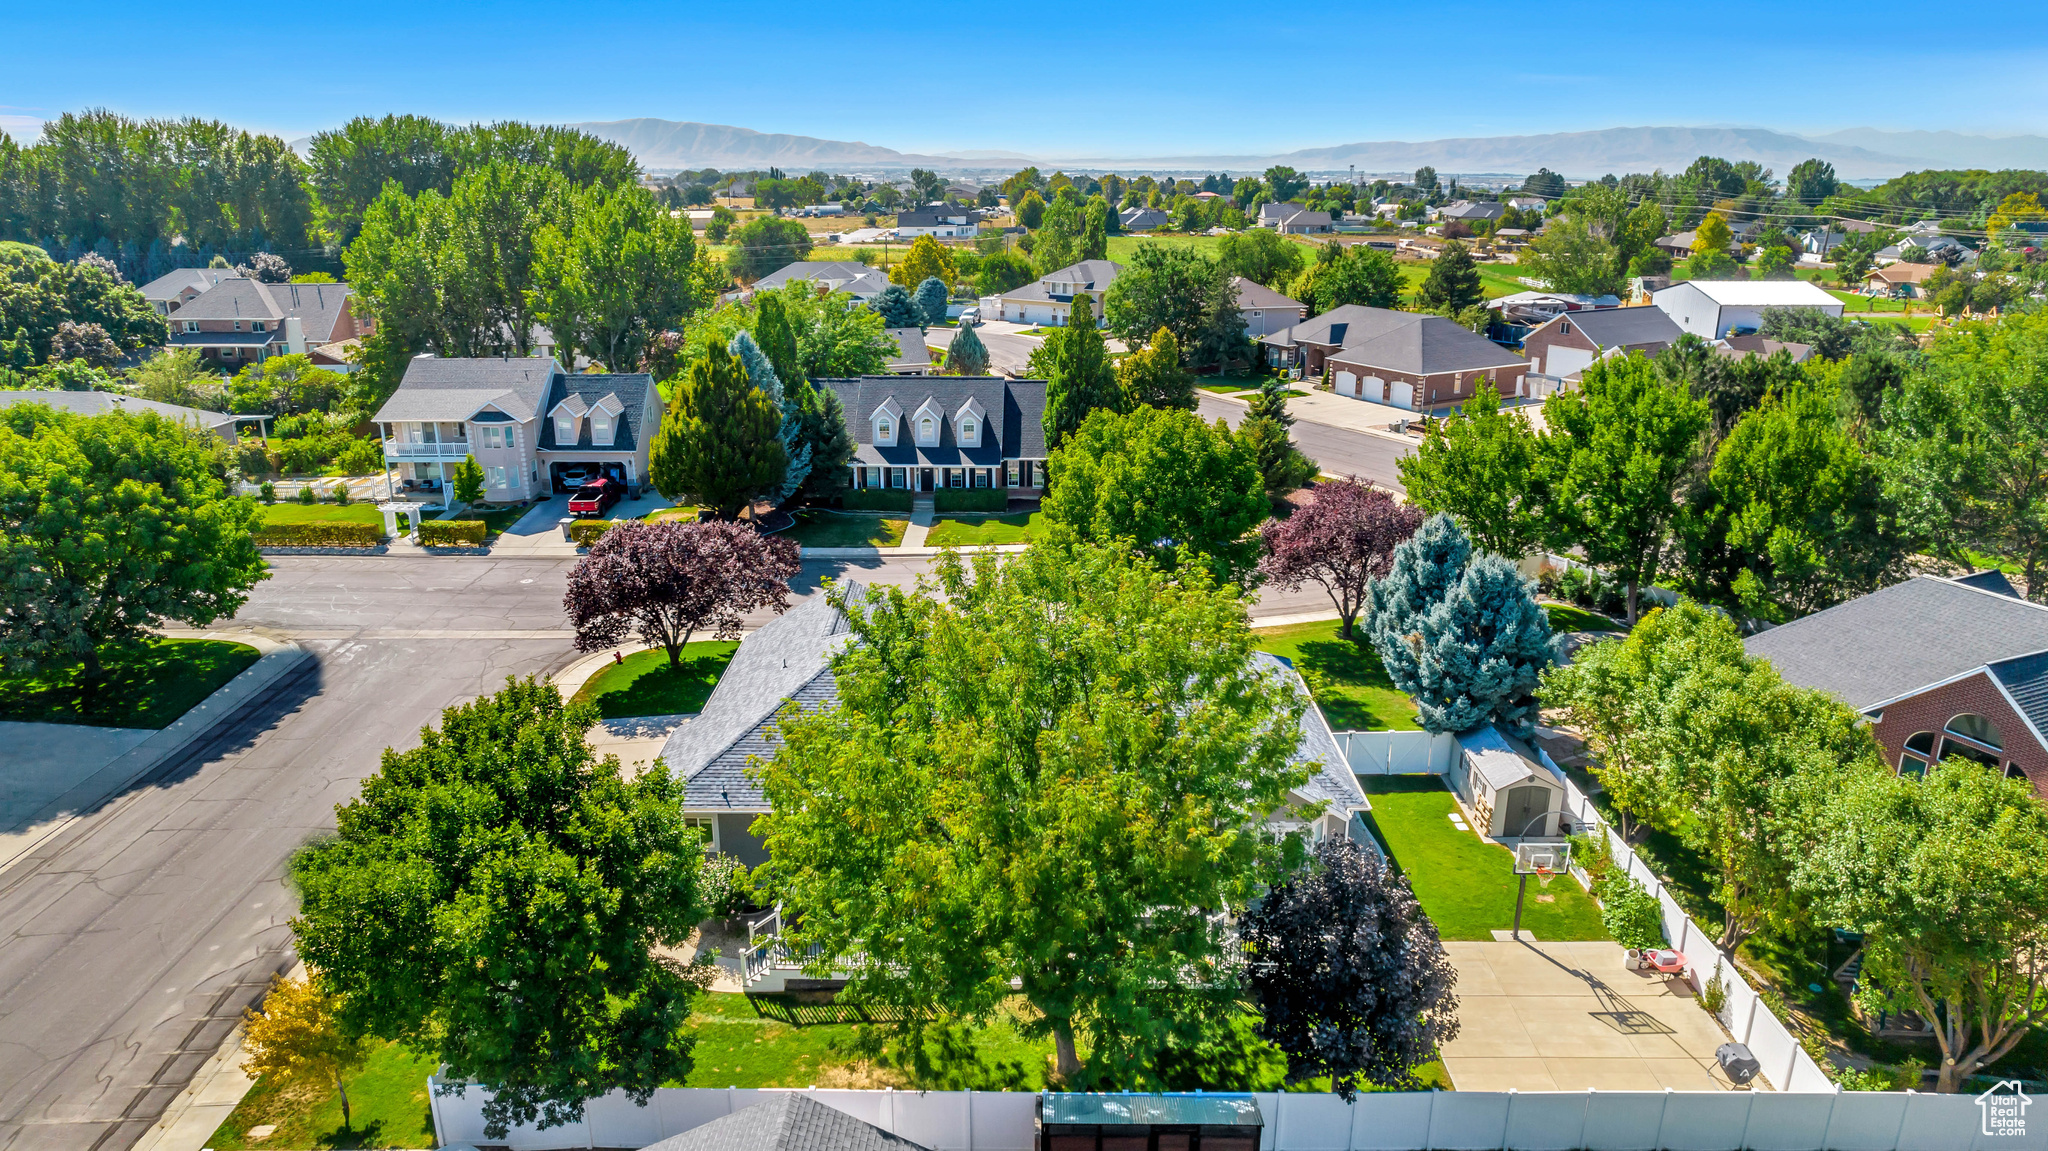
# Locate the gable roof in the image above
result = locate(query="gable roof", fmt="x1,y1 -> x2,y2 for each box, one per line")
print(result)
163,277 -> 358,341
753,262 -> 891,298
371,357 -> 564,424
1231,276 -> 1302,312
1456,723 -> 1562,793
0,389 -> 237,436
1038,259 -> 1121,289
828,376 -> 1047,466
1540,306 -> 1682,349
536,373 -> 657,451
1656,279 -> 1841,308
637,1092 -> 929,1151
1288,306 -> 1524,376
1870,261 -> 1941,284
1441,200 -> 1505,220
138,267 -> 233,302
1120,207 -> 1170,228
1746,576 -> 2048,713
1253,652 -> 1370,814
884,328 -> 931,372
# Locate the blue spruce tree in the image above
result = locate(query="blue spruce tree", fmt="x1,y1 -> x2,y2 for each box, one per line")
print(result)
1367,513 -> 1473,722
1405,555 -> 1557,735
873,284 -> 922,328
729,330 -> 812,502
913,276 -> 950,327
947,321 -> 990,376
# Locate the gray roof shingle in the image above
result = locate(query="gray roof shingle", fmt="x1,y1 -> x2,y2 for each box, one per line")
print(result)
637,1092 -> 929,1151
0,389 -> 236,435
535,373 -> 659,452
1540,307 -> 1682,349
370,357 -> 563,423
1232,276 -> 1302,312
1252,652 -> 1369,813
138,267 -> 233,302
1990,651 -> 2048,748
1312,308 -> 1526,376
1745,576 -> 2048,712
826,376 -> 1047,466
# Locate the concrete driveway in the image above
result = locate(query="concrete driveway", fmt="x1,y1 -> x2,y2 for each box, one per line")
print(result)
1438,940 -> 1744,1092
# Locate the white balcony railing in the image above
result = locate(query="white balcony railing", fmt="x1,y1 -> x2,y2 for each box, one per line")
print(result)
384,440 -> 471,459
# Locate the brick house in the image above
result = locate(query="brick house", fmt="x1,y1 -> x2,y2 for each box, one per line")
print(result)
1746,572 -> 2048,794
1261,305 -> 1529,413
162,278 -> 370,368
1522,306 -> 1683,378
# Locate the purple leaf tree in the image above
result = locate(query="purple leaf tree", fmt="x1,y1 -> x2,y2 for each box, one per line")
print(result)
1258,478 -> 1424,638
564,520 -> 800,666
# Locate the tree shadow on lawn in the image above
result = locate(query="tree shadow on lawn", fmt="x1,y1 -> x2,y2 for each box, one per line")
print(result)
0,638 -> 261,728
1257,623 -> 1421,731
577,644 -> 738,720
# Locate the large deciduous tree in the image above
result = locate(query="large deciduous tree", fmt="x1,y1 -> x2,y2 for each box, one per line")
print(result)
1258,479 -> 1423,638
1215,228 -> 1307,288
755,544 -> 1316,1086
0,404 -> 264,686
290,677 -> 709,1137
1288,244 -> 1403,314
1101,244 -> 1242,363
649,341 -> 787,519
721,216 -> 812,284
888,234 -> 956,290
0,243 -> 167,365
1397,382 -> 1546,557
564,519 -> 798,667
531,184 -> 708,373
1044,405 -> 1267,586
1240,837 -> 1459,1097
1115,327 -> 1195,411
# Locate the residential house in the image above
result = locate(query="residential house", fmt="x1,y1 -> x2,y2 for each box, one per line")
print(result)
1875,234 -> 1972,267
137,268 -> 236,316
1503,196 -> 1548,213
1487,290 -> 1623,331
1651,279 -> 1842,339
991,259 -> 1120,327
1746,573 -> 2048,794
1438,200 -> 1506,225
1119,206 -> 1170,230
1799,229 -> 1850,260
1257,202 -> 1334,234
828,375 -> 1047,495
1233,276 -> 1305,339
1521,306 -> 1683,378
164,279 -> 369,368
1864,261 -> 1942,298
883,328 -> 931,375
892,208 -> 976,238
0,390 -> 239,442
752,260 -> 892,302
659,584 -> 1371,874
370,356 -> 663,501
1262,305 -> 1531,410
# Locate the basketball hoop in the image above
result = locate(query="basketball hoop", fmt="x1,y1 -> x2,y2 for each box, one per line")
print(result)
1535,863 -> 1556,889
1509,840 -> 1572,941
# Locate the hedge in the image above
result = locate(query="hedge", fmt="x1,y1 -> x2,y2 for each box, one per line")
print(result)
934,488 -> 1009,513
418,519 -> 488,546
252,522 -> 383,548
841,488 -> 914,512
569,519 -> 620,547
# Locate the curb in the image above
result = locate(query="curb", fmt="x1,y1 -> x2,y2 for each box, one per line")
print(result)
0,637 -> 314,879
800,544 -> 1032,559
129,959 -> 310,1151
258,545 -> 389,556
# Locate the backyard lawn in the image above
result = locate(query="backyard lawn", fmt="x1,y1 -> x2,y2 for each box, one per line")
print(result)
926,511 -> 1045,546
256,503 -> 383,527
570,642 -> 739,719
783,512 -> 906,548
1544,603 -> 1623,634
1362,777 -> 1609,942
1254,620 -> 1420,731
0,638 -> 260,728
205,1038 -> 438,1151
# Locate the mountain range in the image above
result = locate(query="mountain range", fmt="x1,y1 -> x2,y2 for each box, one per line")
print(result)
564,118 -> 2048,180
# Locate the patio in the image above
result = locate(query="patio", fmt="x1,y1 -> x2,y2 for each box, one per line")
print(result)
1438,940 -> 1747,1093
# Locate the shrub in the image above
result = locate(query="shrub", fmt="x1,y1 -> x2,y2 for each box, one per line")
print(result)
252,522 -> 383,548
336,437 -> 384,475
1835,1067 -> 1895,1092
235,441 -> 274,477
569,519 -> 619,547
418,518 -> 488,546
332,483 -> 351,506
1567,831 -> 1613,888
697,855 -> 755,919
841,488 -> 914,512
259,482 -> 276,504
1701,968 -> 1728,1016
1598,873 -> 1665,950
933,487 -> 1008,513
297,484 -> 316,505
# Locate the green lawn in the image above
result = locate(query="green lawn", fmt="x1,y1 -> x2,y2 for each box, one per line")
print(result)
450,503 -> 533,537
644,505 -> 700,524
1361,777 -> 1609,942
926,511 -> 1046,546
682,993 -> 1059,1090
0,638 -> 261,729
784,512 -> 907,548
570,642 -> 739,719
1197,381 -> 1257,394
206,1039 -> 437,1151
1544,603 -> 1623,634
1254,620 -> 1420,731
257,503 -> 383,527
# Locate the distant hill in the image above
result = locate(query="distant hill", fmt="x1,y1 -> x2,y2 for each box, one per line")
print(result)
565,118 -> 958,170
1809,128 -> 2048,172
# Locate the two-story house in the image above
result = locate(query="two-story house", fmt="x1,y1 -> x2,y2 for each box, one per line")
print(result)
370,357 -> 663,502
1233,276 -> 1306,339
138,268 -> 236,316
991,259 -> 1121,327
162,279 -> 370,367
828,375 -> 1047,495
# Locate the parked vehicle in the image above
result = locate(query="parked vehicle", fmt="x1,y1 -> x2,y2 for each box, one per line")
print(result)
959,307 -> 981,326
555,465 -> 595,492
568,478 -> 622,518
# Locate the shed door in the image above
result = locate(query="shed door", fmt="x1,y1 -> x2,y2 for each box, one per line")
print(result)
1502,785 -> 1548,838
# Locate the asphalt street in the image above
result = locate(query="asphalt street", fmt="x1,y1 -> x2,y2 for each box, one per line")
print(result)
0,550 -> 1344,1151
1196,394 -> 1413,492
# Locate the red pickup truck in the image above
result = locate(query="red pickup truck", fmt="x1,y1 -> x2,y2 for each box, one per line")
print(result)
568,478 -> 622,518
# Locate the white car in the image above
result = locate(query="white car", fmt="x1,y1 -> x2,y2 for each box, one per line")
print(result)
958,307 -> 981,326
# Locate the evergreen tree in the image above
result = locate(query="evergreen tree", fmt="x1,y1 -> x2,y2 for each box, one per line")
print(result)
754,293 -> 803,388
649,342 -> 787,519
948,322 -> 991,377
797,385 -> 856,502
913,276 -> 949,327
872,283 -> 921,328
1036,294 -> 1122,450
729,330 -> 811,503
1419,240 -> 1483,312
1364,513 -> 1473,695
1236,378 -> 1319,498
1402,555 -> 1557,735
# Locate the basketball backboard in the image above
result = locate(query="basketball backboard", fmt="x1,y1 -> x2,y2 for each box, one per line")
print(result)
1514,840 -> 1570,876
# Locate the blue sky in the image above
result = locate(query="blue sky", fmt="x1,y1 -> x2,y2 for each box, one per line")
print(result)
6,0 -> 2044,155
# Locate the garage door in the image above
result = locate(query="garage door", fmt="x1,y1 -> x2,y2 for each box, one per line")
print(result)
1545,346 -> 1595,378
1389,381 -> 1414,409
1335,370 -> 1357,397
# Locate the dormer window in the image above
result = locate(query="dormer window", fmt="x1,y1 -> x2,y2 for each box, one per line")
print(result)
876,418 -> 895,444
591,412 -> 613,445
918,417 -> 936,445
556,415 -> 576,443
960,418 -> 977,444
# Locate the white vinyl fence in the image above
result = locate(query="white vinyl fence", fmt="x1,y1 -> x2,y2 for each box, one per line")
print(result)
427,1082 -> 2032,1151
1334,730 -> 1457,775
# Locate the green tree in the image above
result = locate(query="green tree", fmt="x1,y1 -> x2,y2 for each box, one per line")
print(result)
947,321 -> 990,376
0,245 -> 167,364
128,348 -> 218,409
289,677 -> 707,1136
529,185 -> 708,373
1874,310 -> 2048,599
0,403 -> 265,690
1101,244 -> 1243,366
240,975 -> 372,1131
1216,228 -> 1307,288
649,342 -> 787,519
722,216 -> 812,284
753,293 -> 803,388
1239,380 -> 1318,500
1540,355 -> 1710,622
1115,327 -> 1195,410
1035,294 -> 1122,450
1797,760 -> 2048,1093
1517,212 -> 1622,298
888,233 -> 957,289
1784,159 -> 1840,209
1264,166 -> 1308,203
1288,244 -> 1402,314
1418,240 -> 1483,312
1014,189 -> 1046,230
1397,382 -> 1545,557
912,276 -> 949,327
755,544 -> 1314,1084
1031,196 -> 1085,277
1043,405 -> 1267,585
1391,551 -> 1556,736
974,250 -> 1035,295
450,454 -> 486,506
872,283 -> 922,328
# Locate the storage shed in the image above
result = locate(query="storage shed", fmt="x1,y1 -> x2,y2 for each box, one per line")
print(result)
1448,724 -> 1566,838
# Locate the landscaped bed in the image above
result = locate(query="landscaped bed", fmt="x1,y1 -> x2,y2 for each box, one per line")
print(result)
1253,620 -> 1421,731
1361,776 -> 1608,943
925,511 -> 1045,547
0,638 -> 261,728
448,504 -> 535,539
570,642 -> 739,719
782,512 -> 907,548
